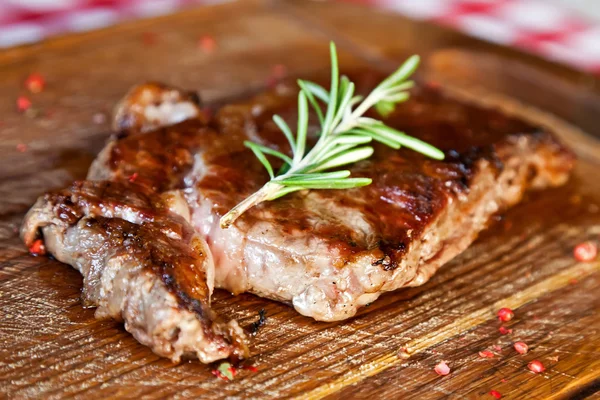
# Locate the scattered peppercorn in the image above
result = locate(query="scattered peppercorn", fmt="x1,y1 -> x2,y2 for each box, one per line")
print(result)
128,172 -> 139,183
271,64 -> 287,78
426,80 -> 441,89
212,362 -> 258,381
479,350 -> 494,358
241,365 -> 258,372
28,239 -> 45,256
266,76 -> 278,89
497,308 -> 514,322
528,360 -> 545,373
398,347 -> 410,359
198,35 -> 216,53
498,326 -> 512,335
513,341 -> 528,354
24,73 -> 45,93
16,143 -> 27,152
227,365 -> 237,378
574,241 -> 597,262
93,112 -> 107,125
489,390 -> 502,399
211,369 -> 227,380
434,361 -> 450,376
17,96 -> 32,112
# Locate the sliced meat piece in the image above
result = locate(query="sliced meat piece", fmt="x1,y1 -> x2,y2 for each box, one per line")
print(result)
21,180 -> 248,363
91,77 -> 574,321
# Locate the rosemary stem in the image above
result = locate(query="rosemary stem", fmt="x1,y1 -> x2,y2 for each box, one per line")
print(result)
346,91 -> 380,123
219,182 -> 283,228
332,119 -> 359,135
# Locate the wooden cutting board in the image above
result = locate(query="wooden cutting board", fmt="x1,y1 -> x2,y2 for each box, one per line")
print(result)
1,1 -> 600,398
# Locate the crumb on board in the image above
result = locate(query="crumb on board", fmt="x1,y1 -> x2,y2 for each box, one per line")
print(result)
250,308 -> 266,335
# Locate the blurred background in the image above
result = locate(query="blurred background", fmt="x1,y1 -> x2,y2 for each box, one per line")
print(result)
0,0 -> 599,74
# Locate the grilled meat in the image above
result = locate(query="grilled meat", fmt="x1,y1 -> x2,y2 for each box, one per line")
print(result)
87,78 -> 574,321
22,76 -> 574,362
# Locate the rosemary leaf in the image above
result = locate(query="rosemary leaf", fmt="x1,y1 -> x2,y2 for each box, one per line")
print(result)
334,135 -> 373,145
382,92 -> 410,104
272,115 -> 296,154
321,42 -> 339,137
243,141 -> 293,165
369,125 -> 445,160
282,171 -> 352,181
348,128 -> 400,149
279,177 -> 372,189
314,146 -> 374,172
244,142 -> 275,179
297,80 -> 325,126
295,91 -> 309,163
298,80 -> 329,103
378,55 -> 420,90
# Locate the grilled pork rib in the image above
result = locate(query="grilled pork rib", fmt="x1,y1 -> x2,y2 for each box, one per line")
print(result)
23,77 -> 574,360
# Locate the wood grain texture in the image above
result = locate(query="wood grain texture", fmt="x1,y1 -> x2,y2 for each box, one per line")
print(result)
1,1 -> 600,399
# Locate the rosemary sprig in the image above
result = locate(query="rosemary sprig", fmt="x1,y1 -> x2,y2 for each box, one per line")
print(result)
220,42 -> 444,228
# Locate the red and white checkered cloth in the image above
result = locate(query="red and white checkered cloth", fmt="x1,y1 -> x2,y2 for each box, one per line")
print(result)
345,0 -> 600,74
1,0 -> 600,74
0,0 -> 222,47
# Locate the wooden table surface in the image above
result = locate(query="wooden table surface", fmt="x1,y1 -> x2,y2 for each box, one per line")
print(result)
1,1 -> 600,399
